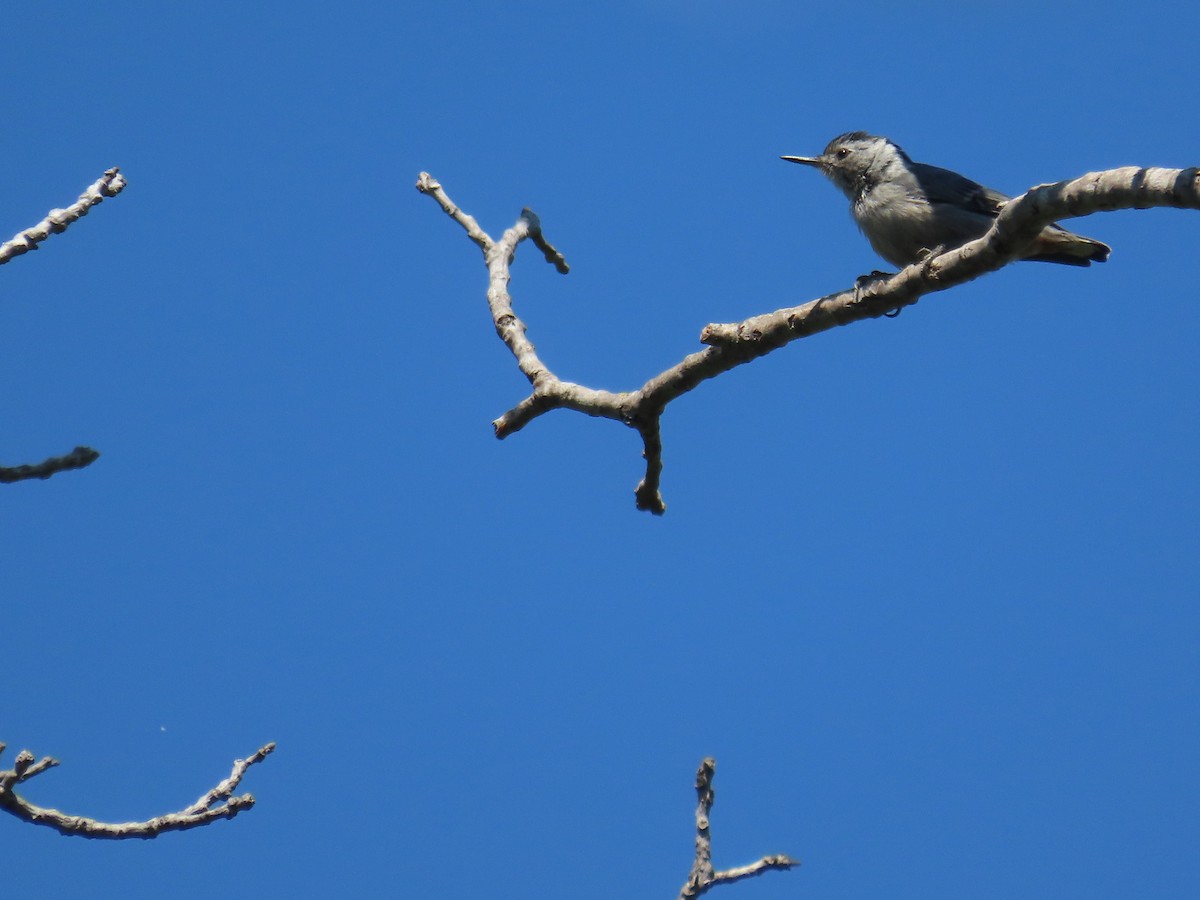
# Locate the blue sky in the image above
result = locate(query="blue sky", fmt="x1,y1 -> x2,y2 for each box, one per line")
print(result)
3,2 -> 1198,897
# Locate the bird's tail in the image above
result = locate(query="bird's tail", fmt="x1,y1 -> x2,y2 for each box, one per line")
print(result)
1024,225 -> 1111,267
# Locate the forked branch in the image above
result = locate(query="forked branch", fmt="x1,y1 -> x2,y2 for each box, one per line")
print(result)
677,758 -> 799,898
0,740 -> 275,839
418,165 -> 1200,514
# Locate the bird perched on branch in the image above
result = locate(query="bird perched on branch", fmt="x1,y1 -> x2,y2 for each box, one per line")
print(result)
782,132 -> 1111,268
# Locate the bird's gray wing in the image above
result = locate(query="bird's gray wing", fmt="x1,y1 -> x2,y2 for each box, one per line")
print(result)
910,162 -> 1009,219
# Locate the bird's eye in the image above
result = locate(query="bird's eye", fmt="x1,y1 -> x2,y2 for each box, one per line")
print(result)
835,147 -> 850,158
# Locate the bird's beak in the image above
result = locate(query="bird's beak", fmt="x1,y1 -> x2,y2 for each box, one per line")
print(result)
780,155 -> 822,167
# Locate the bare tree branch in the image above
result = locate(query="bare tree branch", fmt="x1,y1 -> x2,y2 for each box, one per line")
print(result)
2,168 -> 127,482
0,446 -> 100,483
418,165 -> 1200,513
0,740 -> 275,839
677,758 -> 799,899
0,170 -> 276,841
0,168 -> 127,266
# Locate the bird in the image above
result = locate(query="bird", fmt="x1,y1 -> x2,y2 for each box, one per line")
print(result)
781,132 -> 1110,268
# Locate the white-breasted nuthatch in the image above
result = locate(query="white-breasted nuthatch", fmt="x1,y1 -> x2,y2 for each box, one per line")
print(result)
782,132 -> 1110,268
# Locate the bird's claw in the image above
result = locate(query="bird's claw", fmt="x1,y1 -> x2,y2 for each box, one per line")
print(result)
853,270 -> 897,313
853,269 -> 892,300
852,270 -> 907,318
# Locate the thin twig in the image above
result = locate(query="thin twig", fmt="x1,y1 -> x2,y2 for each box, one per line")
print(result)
521,207 -> 570,273
0,446 -> 100,484
416,171 -> 491,255
634,415 -> 665,514
0,168 -> 126,266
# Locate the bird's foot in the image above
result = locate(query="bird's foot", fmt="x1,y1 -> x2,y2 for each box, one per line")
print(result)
853,270 -> 892,299
916,244 -> 946,280
853,270 -> 903,316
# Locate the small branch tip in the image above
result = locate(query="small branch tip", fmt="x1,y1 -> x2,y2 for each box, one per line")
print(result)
0,446 -> 101,484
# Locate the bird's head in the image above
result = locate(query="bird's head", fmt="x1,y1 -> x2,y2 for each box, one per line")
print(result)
782,132 -> 908,200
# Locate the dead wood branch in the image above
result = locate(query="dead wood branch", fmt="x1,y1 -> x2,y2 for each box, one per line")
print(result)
677,757 -> 799,898
418,165 -> 1200,513
2,168 -> 127,483
0,740 -> 275,839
